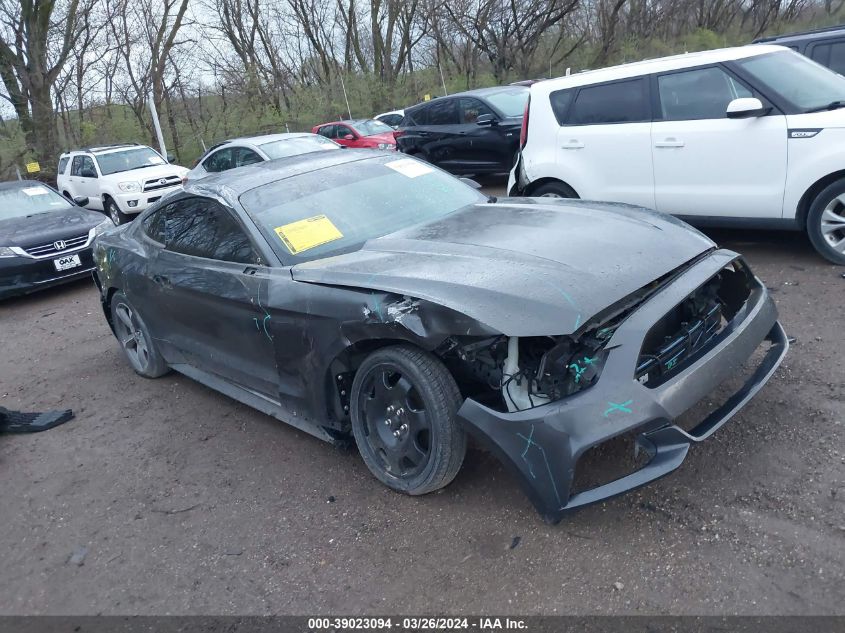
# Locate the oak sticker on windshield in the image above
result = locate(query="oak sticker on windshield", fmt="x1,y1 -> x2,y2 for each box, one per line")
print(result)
274,215 -> 343,255
385,158 -> 433,178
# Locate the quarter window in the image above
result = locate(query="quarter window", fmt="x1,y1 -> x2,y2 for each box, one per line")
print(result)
58,157 -> 69,175
142,208 -> 166,243
164,198 -> 258,264
549,89 -> 575,125
567,79 -> 650,125
658,67 -> 752,121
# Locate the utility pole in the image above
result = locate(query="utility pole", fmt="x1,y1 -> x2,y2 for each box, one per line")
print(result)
147,96 -> 168,159
338,73 -> 352,120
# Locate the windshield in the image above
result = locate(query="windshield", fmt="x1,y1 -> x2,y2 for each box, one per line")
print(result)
259,135 -> 339,159
349,120 -> 393,136
736,50 -> 845,111
485,88 -> 529,117
239,155 -> 486,263
96,147 -> 167,175
0,185 -> 72,220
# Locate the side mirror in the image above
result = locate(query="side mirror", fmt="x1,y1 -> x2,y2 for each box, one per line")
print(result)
476,113 -> 498,127
343,134 -> 355,141
166,153 -> 176,163
726,97 -> 768,119
459,177 -> 482,190
73,196 -> 89,207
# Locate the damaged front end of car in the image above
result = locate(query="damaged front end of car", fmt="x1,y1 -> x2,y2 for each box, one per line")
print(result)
421,250 -> 788,523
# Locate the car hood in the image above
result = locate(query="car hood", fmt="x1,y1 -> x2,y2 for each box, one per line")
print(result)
291,199 -> 715,336
102,163 -> 188,182
362,132 -> 397,144
0,207 -> 106,249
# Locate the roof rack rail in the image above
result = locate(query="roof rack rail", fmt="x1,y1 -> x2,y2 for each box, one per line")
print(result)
754,23 -> 845,43
75,142 -> 142,153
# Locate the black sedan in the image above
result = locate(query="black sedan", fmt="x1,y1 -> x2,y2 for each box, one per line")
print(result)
0,180 -> 112,300
93,151 -> 787,523
395,86 -> 528,176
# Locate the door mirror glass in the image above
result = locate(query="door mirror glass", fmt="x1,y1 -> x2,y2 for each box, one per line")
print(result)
343,134 -> 355,140
475,113 -> 498,127
726,97 -> 767,118
73,196 -> 89,207
166,153 -> 176,163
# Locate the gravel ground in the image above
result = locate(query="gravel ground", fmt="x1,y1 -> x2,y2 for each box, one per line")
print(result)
0,203 -> 843,615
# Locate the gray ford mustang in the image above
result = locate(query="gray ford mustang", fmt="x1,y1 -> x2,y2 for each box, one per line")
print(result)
93,150 -> 787,523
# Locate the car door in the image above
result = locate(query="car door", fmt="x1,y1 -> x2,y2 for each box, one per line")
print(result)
70,156 -> 103,210
454,97 -> 517,173
651,65 -> 787,218
416,98 -> 462,170
334,124 -> 359,147
145,196 -> 280,397
555,77 -> 655,208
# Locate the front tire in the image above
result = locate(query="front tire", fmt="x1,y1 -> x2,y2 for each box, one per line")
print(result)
110,291 -> 169,378
106,198 -> 132,226
350,345 -> 466,496
807,179 -> 845,265
531,181 -> 578,199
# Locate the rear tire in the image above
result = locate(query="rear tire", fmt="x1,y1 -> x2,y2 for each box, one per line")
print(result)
531,181 -> 578,199
110,291 -> 169,378
807,179 -> 845,265
106,198 -> 132,226
350,344 -> 466,496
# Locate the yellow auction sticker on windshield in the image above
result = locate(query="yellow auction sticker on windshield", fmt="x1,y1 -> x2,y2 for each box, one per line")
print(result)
274,215 -> 343,254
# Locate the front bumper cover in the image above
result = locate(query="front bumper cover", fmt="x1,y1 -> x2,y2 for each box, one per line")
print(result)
458,249 -> 788,523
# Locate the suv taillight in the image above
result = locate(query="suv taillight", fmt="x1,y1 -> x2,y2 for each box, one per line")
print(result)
519,96 -> 530,149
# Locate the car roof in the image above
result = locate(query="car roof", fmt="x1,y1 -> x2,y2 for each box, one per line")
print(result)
222,132 -> 316,146
532,44 -> 789,96
186,149 -> 383,200
0,179 -> 59,193
754,24 -> 845,44
406,85 -> 527,112
61,144 -> 148,156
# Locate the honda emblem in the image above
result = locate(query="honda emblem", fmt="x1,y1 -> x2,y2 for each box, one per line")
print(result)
53,240 -> 67,251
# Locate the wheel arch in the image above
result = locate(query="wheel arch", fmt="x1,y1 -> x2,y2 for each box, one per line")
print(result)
524,177 -> 579,198
795,169 -> 845,231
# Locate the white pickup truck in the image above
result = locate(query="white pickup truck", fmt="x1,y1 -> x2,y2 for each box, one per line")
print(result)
57,144 -> 188,225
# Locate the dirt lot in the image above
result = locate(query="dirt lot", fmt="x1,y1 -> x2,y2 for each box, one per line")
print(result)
0,208 -> 843,615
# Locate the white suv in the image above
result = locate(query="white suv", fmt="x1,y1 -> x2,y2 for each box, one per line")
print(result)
57,144 -> 188,225
510,45 -> 845,264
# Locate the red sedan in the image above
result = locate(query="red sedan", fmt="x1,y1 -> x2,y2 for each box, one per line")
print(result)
311,119 -> 397,150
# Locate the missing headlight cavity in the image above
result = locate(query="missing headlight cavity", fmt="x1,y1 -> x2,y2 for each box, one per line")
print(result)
439,328 -> 613,413
636,258 -> 753,387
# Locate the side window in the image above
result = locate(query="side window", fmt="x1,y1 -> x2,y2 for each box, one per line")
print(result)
658,67 -> 752,121
164,198 -> 258,264
549,89 -> 575,125
142,207 -> 166,243
567,79 -> 650,125
203,147 -> 235,173
234,147 -> 263,168
80,156 -> 97,178
458,98 -> 494,123
427,99 -> 459,125
58,157 -> 69,176
810,40 -> 845,76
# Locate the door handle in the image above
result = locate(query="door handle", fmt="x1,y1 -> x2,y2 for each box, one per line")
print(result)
655,138 -> 685,148
243,266 -> 258,276
418,131 -> 430,137
561,140 -> 584,149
